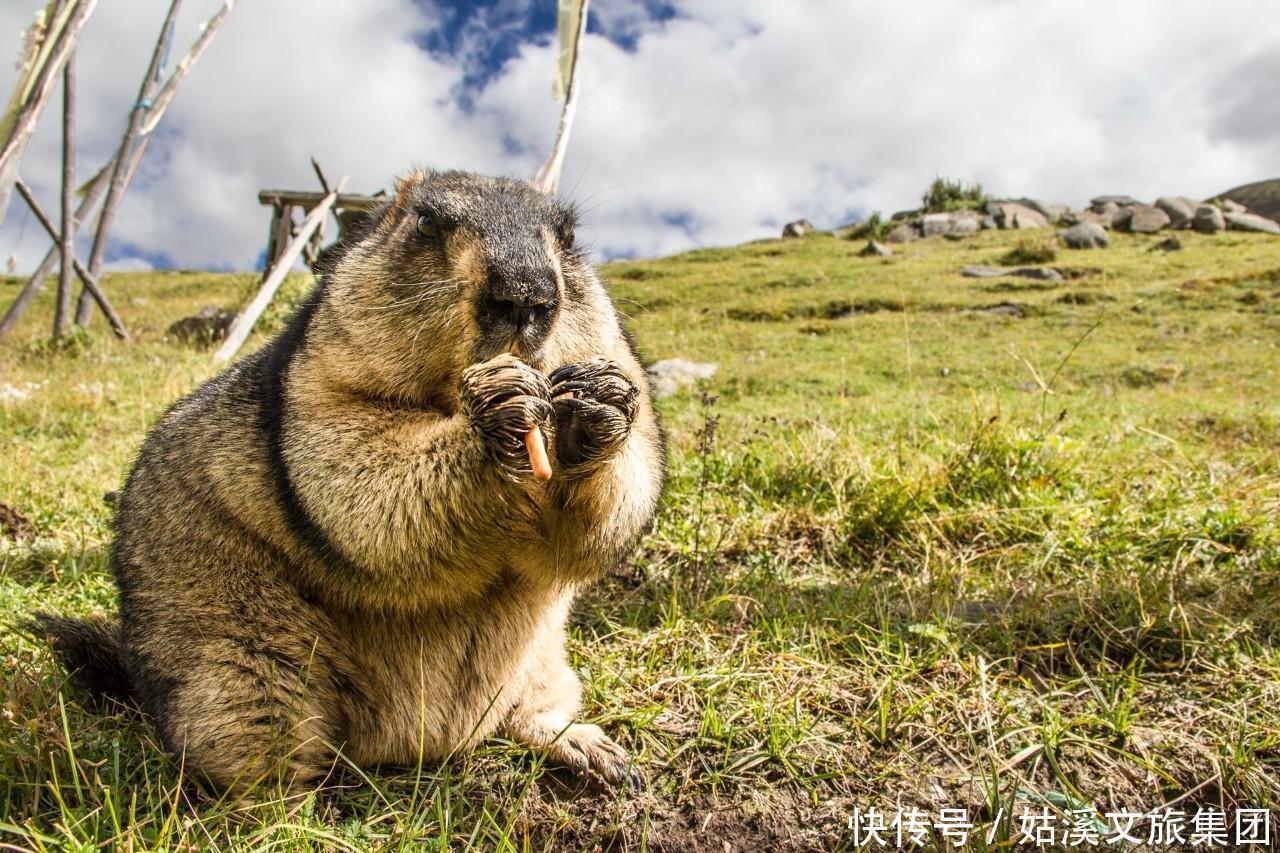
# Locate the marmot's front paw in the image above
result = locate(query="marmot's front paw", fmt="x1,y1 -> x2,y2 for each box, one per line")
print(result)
461,354 -> 553,476
549,359 -> 639,473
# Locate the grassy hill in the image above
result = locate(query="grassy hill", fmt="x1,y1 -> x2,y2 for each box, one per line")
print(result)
1217,177 -> 1280,222
2,226 -> 1279,849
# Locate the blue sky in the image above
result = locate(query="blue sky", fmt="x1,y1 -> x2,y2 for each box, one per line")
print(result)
0,0 -> 1277,272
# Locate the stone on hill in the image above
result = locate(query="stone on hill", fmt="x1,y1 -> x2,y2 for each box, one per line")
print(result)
647,359 -> 717,399
167,306 -> 234,345
1058,221 -> 1110,249
990,202 -> 1048,229
1015,198 -> 1069,223
1155,197 -> 1197,229
1219,199 -> 1246,214
1224,211 -> 1280,234
960,265 -> 1006,278
782,219 -> 814,238
858,240 -> 892,257
1115,203 -> 1171,233
921,211 -> 981,238
1091,195 -> 1139,208
883,222 -> 920,244
1192,205 -> 1225,234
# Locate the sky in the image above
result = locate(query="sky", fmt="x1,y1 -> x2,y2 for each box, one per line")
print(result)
0,0 -> 1277,272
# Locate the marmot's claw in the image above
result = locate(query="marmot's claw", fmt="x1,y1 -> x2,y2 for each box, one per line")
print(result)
461,354 -> 553,475
550,360 -> 638,472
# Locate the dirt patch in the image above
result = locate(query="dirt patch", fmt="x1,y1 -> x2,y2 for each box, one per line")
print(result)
1057,291 -> 1116,305
1120,364 -> 1184,387
0,502 -> 35,541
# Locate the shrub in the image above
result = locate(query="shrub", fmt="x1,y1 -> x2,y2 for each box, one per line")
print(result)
846,211 -> 891,241
921,177 -> 988,213
999,238 -> 1058,266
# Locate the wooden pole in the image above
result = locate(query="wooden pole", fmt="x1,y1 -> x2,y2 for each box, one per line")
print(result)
75,0 -> 183,327
54,52 -> 76,338
0,0 -> 99,226
0,0 -> 233,338
214,178 -> 347,364
532,0 -> 589,196
15,179 -> 130,341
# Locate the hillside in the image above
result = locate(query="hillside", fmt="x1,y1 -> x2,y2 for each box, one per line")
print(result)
2,227 -> 1279,849
1217,177 -> 1280,222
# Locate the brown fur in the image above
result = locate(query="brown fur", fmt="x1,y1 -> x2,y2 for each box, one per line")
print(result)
32,171 -> 664,794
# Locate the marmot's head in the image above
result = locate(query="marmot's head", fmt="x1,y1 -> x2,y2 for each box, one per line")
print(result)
316,170 -> 620,403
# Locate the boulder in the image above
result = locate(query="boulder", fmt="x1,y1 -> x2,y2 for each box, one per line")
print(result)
167,306 -> 234,345
1011,267 -> 1064,282
1087,201 -> 1123,228
1015,198 -> 1069,223
1058,221 -> 1110,249
960,265 -> 1006,278
858,240 -> 893,257
781,219 -> 814,238
921,211 -> 981,238
647,359 -> 717,399
1192,205 -> 1225,234
1116,203 -> 1171,234
883,222 -> 920,244
991,202 -> 1049,229
1219,199 -> 1247,214
1091,195 -> 1139,208
1155,197 -> 1197,229
1224,211 -> 1280,234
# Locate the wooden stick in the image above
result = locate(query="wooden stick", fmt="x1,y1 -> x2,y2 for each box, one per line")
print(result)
214,178 -> 347,364
54,52 -> 76,338
136,0 -> 237,139
76,0 -> 182,326
531,0 -> 589,196
15,179 -> 130,341
0,140 -> 139,339
0,0 -> 99,227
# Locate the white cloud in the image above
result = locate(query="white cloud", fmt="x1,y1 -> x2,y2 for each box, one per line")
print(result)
0,0 -> 1277,273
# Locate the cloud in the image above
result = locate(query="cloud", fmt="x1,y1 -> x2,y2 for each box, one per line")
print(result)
0,0 -> 1277,273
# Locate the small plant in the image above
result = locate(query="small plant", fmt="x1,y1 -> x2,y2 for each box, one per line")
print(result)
999,238 -> 1057,266
846,211 -> 891,241
921,177 -> 987,213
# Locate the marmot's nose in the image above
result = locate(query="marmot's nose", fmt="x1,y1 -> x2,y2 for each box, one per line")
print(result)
481,270 -> 558,333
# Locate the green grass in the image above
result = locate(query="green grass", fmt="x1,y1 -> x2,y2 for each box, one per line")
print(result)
2,226 -> 1279,850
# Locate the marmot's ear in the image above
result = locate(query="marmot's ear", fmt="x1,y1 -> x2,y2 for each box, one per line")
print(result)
394,170 -> 427,210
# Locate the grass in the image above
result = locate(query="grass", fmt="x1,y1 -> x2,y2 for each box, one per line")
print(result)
2,225 -> 1280,849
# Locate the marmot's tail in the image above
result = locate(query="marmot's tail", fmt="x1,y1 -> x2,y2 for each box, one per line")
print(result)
25,613 -> 133,704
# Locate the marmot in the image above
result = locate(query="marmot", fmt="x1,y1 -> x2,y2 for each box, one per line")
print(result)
31,170 -> 665,794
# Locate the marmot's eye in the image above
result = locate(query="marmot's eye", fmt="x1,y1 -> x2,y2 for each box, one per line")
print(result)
416,214 -> 435,238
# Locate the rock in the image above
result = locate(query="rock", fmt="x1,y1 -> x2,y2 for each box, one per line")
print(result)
1224,211 -> 1280,235
1219,198 -> 1246,214
1150,235 -> 1183,252
960,265 -> 1006,278
977,302 -> 1026,318
920,213 -> 952,238
1116,203 -> 1171,233
991,202 -> 1049,229
1015,198 -> 1069,223
167,306 -> 234,346
961,265 -> 1061,281
1155,197 -> 1197,229
1091,195 -> 1139,208
1192,205 -> 1225,234
1058,221 -> 1110,249
921,211 -> 981,238
647,358 -> 717,399
858,240 -> 892,257
1090,201 -> 1124,227
981,215 -> 997,230
883,222 -> 920,244
781,219 -> 814,238
1011,267 -> 1063,282
0,501 -> 35,541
